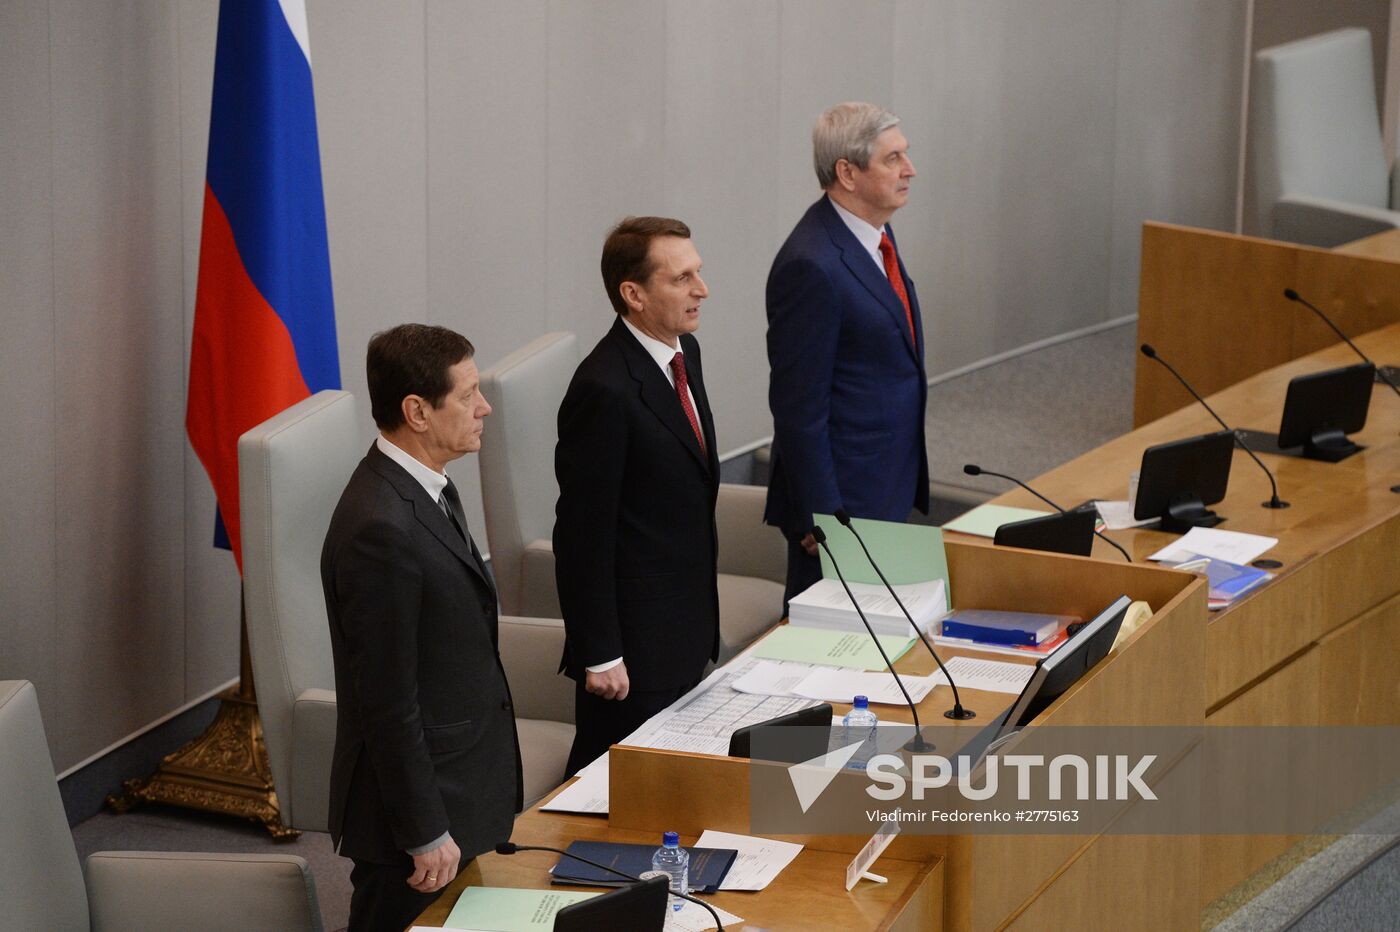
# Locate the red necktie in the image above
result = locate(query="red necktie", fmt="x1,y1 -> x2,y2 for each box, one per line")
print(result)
879,231 -> 917,344
670,352 -> 706,454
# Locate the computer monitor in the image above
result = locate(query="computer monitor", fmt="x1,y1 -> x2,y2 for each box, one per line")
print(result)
1276,362 -> 1374,462
993,508 -> 1096,557
553,875 -> 668,931
728,702 -> 833,762
1133,429 -> 1234,533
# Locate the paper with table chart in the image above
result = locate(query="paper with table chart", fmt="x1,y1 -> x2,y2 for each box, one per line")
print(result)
695,830 -> 804,891
790,667 -> 936,705
539,751 -> 610,815
731,655 -> 1032,702
1148,526 -> 1278,565
621,656 -> 823,756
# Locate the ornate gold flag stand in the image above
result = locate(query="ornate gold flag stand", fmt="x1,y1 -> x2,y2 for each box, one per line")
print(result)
107,595 -> 298,840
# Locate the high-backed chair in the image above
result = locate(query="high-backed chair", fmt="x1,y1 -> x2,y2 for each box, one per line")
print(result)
480,332 -> 787,662
240,390 -> 361,833
239,390 -> 576,827
0,680 -> 322,932
1253,28 -> 1400,247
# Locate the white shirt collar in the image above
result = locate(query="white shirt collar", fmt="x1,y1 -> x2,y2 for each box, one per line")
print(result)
376,434 -> 448,503
621,315 -> 685,375
828,194 -> 887,271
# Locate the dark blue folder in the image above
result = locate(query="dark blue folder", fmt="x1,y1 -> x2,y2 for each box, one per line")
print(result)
550,840 -> 737,893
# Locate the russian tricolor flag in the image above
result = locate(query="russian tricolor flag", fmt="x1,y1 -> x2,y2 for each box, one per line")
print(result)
186,0 -> 340,573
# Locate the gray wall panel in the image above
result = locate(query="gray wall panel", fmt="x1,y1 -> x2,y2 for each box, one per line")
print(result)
901,1 -> 1121,377
0,0 -> 58,718
48,0 -> 187,767
545,0 -> 667,343
1108,0 -> 1248,322
426,0 -> 550,534
662,0 -> 781,453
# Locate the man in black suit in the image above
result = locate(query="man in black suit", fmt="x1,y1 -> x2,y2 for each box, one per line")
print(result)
322,324 -> 520,932
554,216 -> 721,776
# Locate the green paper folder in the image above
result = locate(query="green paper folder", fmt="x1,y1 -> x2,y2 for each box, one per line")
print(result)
813,513 -> 950,594
443,886 -> 599,931
942,504 -> 1052,539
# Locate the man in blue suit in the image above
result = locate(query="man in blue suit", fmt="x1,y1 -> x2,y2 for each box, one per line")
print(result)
765,102 -> 930,606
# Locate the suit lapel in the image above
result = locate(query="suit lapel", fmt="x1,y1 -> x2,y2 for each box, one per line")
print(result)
817,198 -> 921,363
365,445 -> 496,595
610,319 -> 711,474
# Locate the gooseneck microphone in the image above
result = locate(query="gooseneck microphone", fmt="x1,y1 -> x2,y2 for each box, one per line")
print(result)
1140,344 -> 1290,510
832,509 -> 974,720
495,841 -> 725,930
1284,288 -> 1400,400
961,465 -> 1133,563
812,526 -> 934,751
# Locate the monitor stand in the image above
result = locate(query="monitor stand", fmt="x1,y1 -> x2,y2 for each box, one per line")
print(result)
1303,428 -> 1365,463
1160,496 -> 1222,534
1236,428 -> 1365,462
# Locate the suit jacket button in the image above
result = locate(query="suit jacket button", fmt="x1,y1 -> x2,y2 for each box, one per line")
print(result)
501,700 -> 513,711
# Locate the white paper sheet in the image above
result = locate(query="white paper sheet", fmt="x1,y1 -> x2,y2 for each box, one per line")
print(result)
695,830 -> 804,891
663,901 -> 745,931
730,659 -> 823,697
791,668 -> 936,705
929,655 -> 1036,695
1148,526 -> 1277,565
1093,499 -> 1157,530
540,752 -> 609,815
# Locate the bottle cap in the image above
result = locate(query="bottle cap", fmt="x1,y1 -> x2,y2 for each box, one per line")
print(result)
853,695 -> 869,709
663,831 -> 679,847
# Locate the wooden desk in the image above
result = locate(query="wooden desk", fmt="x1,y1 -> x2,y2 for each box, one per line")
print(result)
972,324 -> 1400,904
414,807 -> 943,931
416,542 -> 1206,931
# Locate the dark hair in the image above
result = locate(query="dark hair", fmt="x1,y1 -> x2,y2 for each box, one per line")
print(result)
366,323 -> 475,431
600,216 -> 692,315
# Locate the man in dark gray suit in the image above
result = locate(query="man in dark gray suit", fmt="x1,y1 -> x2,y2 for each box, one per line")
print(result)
322,324 -> 520,932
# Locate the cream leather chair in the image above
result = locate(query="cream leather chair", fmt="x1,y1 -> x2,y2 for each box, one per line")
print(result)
0,680 -> 322,932
480,333 -> 786,662
239,391 -> 576,827
1253,28 -> 1400,246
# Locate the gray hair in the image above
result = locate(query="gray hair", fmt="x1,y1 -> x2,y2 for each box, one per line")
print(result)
812,102 -> 901,189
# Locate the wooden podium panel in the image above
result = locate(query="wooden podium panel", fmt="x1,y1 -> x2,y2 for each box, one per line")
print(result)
607,542 -> 1206,932
1134,222 -> 1400,426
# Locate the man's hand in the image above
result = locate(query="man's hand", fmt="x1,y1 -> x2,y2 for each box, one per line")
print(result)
585,662 -> 630,701
800,532 -> 819,556
408,836 -> 461,894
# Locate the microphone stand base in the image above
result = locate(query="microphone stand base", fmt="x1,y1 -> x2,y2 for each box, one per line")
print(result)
903,733 -> 935,753
1262,499 -> 1290,509
944,707 -> 976,720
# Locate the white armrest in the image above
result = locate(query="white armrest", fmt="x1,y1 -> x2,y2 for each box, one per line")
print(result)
499,615 -> 573,724
1273,193 -> 1400,247
86,851 -> 322,932
519,539 -> 562,618
716,483 -> 785,584
289,688 -> 337,833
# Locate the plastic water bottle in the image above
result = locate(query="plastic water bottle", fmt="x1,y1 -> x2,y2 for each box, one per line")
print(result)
843,695 -> 879,771
650,831 -> 689,912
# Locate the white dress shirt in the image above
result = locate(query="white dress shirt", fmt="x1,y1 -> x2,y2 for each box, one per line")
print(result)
829,195 -> 892,278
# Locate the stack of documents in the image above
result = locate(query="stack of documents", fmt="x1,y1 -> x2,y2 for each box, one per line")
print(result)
938,609 -> 1076,647
788,578 -> 947,638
